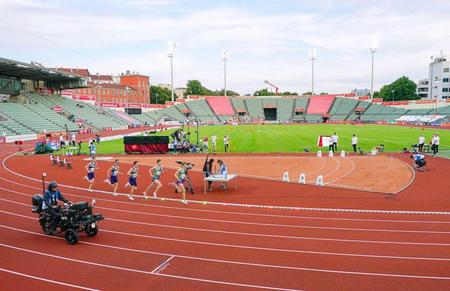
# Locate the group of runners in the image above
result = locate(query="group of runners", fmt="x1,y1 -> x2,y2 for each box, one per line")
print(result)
82,158 -> 191,204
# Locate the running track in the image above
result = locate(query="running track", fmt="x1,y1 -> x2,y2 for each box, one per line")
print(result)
0,145 -> 450,290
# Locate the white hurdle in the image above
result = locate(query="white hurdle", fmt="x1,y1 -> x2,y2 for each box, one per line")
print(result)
282,172 -> 290,182
316,175 -> 324,186
298,173 -> 306,184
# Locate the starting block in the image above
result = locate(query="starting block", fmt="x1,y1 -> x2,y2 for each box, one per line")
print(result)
282,172 -> 290,182
328,151 -> 334,157
317,150 -> 322,157
316,175 -> 324,186
340,150 -> 346,157
298,173 -> 306,184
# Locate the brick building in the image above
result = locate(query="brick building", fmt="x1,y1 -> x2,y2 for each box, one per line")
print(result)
57,68 -> 150,104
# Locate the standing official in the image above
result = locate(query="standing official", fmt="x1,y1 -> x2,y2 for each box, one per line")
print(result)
351,134 -> 358,153
418,134 -> 425,152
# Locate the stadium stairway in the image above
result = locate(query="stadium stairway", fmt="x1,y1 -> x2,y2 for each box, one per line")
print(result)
184,99 -> 219,123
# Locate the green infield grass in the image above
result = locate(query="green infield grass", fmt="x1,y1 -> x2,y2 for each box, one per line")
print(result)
57,124 -> 450,156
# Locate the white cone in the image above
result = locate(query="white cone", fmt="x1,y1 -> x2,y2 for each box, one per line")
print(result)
316,175 -> 324,186
282,172 -> 290,182
298,173 -> 306,184
317,150 -> 322,157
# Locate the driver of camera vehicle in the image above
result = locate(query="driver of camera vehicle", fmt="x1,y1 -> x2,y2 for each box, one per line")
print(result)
43,181 -> 70,208
42,181 -> 71,230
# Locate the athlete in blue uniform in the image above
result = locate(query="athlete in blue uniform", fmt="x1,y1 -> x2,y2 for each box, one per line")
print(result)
124,161 -> 139,200
104,159 -> 122,196
84,157 -> 99,192
143,159 -> 164,199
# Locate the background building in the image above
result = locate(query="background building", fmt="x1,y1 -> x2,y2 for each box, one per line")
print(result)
416,79 -> 429,99
429,54 -> 450,100
58,68 -> 150,104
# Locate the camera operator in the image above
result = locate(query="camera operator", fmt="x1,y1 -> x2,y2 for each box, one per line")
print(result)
42,181 -> 71,231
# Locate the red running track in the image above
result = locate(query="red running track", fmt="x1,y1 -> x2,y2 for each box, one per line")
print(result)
0,146 -> 450,290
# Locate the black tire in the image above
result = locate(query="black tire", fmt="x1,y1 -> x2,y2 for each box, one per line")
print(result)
85,223 -> 98,237
64,229 -> 79,245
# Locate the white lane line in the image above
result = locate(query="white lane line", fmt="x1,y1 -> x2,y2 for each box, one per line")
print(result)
3,208 -> 450,261
0,243 -> 301,291
151,256 -> 175,274
322,156 -> 342,178
326,157 -> 356,185
2,222 -> 450,284
1,231 -> 450,282
0,267 -> 99,291
1,161 -> 449,217
387,155 -> 416,195
2,190 -> 450,235
1,177 -> 449,225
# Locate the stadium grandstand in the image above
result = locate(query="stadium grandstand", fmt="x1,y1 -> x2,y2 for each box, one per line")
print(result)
1,57 -> 450,142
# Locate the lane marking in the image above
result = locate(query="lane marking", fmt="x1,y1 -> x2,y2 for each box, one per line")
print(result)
1,232 -> 450,282
326,157 -> 356,185
151,256 -> 175,274
2,190 -> 450,235
0,267 -> 99,291
0,242 -> 301,291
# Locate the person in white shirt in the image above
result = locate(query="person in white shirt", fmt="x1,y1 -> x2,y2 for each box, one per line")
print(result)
418,135 -> 425,152
224,136 -> 230,152
351,134 -> 358,153
59,134 -> 65,149
431,133 -> 440,157
211,135 -> 217,153
331,133 -> 339,153
71,133 -> 76,147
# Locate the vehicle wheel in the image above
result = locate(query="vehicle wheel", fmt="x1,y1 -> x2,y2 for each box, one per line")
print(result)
64,229 -> 79,245
85,223 -> 98,237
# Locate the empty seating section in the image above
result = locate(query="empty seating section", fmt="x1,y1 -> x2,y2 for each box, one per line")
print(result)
405,108 -> 433,115
360,103 -> 407,122
163,105 -> 187,121
111,110 -> 141,124
23,104 -> 79,131
206,97 -> 235,115
437,106 -> 450,115
328,98 -> 359,120
0,103 -> 62,134
307,95 -> 335,114
245,99 -> 264,119
347,101 -> 371,120
185,99 -> 218,122
230,98 -> 247,113
305,114 -> 322,122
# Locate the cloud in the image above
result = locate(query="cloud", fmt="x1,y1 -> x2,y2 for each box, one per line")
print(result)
0,0 -> 449,94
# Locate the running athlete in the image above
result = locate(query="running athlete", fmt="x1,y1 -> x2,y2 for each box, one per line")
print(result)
83,157 -> 99,192
143,159 -> 164,199
104,159 -> 122,196
124,161 -> 139,200
173,162 -> 188,204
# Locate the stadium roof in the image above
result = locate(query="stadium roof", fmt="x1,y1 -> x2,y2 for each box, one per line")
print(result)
0,57 -> 84,82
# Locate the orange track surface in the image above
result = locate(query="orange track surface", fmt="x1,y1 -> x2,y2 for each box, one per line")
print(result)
1,131 -> 450,290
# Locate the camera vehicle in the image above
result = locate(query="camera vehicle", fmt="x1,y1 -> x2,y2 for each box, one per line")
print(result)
32,194 -> 104,245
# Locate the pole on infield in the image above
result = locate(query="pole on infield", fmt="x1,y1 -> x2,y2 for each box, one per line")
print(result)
42,172 -> 47,195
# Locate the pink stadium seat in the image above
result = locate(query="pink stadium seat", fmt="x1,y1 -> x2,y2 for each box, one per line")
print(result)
206,96 -> 235,115
307,95 -> 335,114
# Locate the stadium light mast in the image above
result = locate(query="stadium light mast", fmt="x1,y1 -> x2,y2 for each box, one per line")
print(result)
309,49 -> 317,95
369,37 -> 378,100
222,50 -> 229,97
168,41 -> 176,102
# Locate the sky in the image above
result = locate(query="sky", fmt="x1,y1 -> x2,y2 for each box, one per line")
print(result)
0,0 -> 449,95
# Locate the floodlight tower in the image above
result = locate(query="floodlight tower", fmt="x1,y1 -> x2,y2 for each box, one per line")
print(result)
309,49 -> 317,95
369,38 -> 378,100
168,41 -> 176,102
222,50 -> 229,97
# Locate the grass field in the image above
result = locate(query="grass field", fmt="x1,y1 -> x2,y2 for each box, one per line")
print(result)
64,124 -> 450,156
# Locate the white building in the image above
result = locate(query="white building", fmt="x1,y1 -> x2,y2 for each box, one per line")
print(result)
416,79 -> 429,99
429,54 -> 450,100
